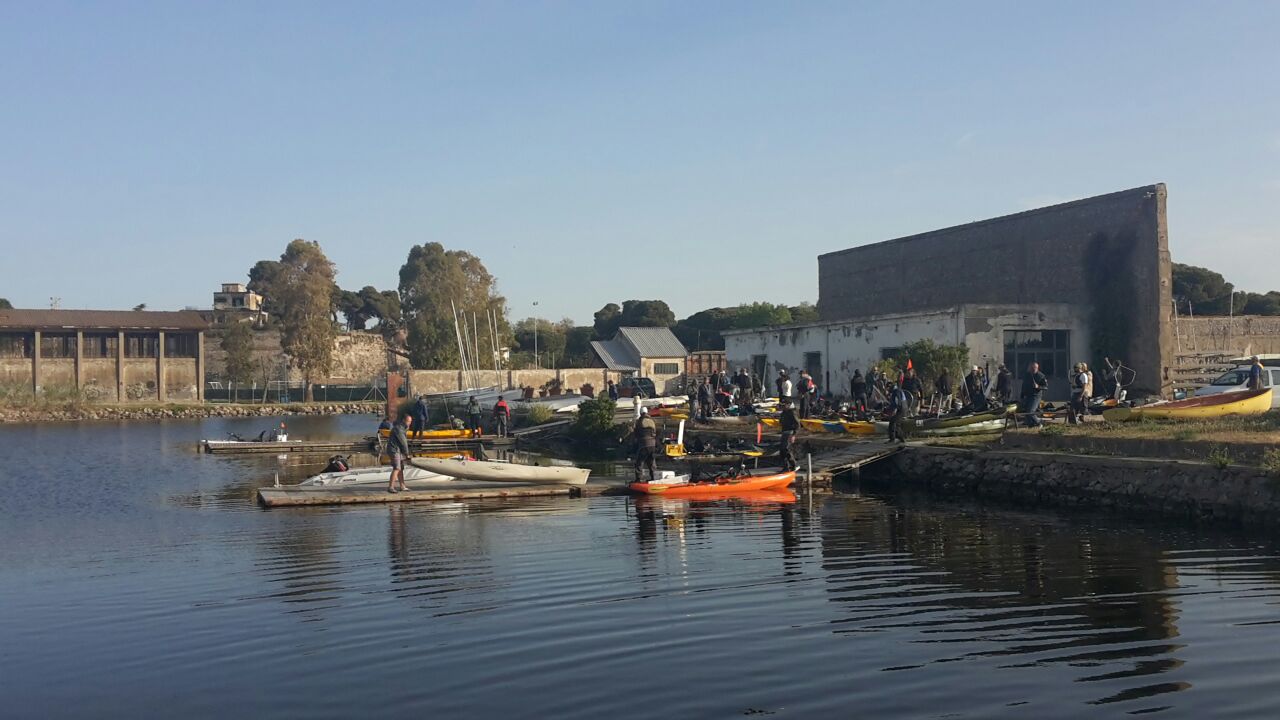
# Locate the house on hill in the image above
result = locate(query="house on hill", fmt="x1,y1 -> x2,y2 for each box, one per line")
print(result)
590,327 -> 688,394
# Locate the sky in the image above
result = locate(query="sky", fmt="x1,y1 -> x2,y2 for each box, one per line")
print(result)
1,1 -> 1277,323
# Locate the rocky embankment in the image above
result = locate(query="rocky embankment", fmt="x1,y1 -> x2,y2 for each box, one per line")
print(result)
0,402 -> 381,424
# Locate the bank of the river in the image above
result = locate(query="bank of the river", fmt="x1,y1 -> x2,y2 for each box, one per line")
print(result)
866,445 -> 1280,528
0,401 -> 382,424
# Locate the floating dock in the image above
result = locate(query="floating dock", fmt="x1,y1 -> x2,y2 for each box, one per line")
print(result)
803,442 -> 904,485
202,436 -> 515,455
257,481 -> 580,507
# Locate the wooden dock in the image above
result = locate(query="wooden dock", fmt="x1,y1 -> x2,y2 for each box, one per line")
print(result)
202,436 -> 514,455
801,442 -> 905,485
257,482 -> 579,507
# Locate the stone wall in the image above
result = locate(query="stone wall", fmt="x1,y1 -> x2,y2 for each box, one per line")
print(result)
864,446 -> 1280,528
817,185 -> 1173,395
1176,315 -> 1280,355
406,368 -> 622,397
164,358 -> 200,401
204,328 -> 400,384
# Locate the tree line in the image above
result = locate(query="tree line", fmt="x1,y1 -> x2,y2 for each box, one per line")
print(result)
1173,263 -> 1280,316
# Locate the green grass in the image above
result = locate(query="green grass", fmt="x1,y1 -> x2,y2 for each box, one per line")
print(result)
1262,449 -> 1280,477
1207,446 -> 1233,470
526,404 -> 555,425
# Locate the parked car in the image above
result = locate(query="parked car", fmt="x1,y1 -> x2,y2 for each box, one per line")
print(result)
618,377 -> 657,398
1193,356 -> 1280,409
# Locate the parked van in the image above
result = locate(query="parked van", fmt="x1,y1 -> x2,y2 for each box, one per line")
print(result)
1193,356 -> 1280,409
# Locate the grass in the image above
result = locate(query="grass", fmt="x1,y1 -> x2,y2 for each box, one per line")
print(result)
1263,449 -> 1280,477
1207,446 -> 1233,470
1035,410 -> 1280,445
525,404 -> 555,426
1038,423 -> 1066,437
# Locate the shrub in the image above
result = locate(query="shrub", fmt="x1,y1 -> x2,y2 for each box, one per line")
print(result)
526,404 -> 554,425
887,339 -> 970,390
1207,446 -> 1232,470
1172,428 -> 1197,442
1262,449 -> 1280,476
571,396 -> 620,441
1038,423 -> 1066,437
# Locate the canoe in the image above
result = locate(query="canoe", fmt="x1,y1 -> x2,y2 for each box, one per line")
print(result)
298,464 -> 451,487
409,456 -> 590,485
629,470 -> 795,496
634,490 -> 796,510
379,427 -> 478,440
1103,388 -> 1273,422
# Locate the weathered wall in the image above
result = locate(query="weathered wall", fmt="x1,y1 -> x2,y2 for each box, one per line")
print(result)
406,368 -> 623,396
39,359 -> 75,389
639,358 -> 685,394
0,359 -> 33,388
121,359 -> 158,401
164,359 -> 199,400
82,359 -> 117,400
1176,315 -> 1280,355
205,329 -> 398,384
866,446 -> 1280,528
817,185 -> 1172,395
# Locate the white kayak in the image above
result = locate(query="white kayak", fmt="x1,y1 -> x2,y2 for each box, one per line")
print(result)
410,457 -> 591,486
298,464 -> 452,487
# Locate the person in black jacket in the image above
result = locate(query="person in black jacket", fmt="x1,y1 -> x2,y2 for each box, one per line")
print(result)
850,370 -> 868,414
778,398 -> 799,471
994,364 -> 1013,404
934,369 -> 952,410
386,414 -> 413,493
901,369 -> 923,417
1020,361 -> 1048,427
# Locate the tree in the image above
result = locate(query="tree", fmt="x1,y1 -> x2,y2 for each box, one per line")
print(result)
513,317 -> 566,367
0,298 -> 11,309
247,259 -> 284,315
132,303 -> 147,311
620,300 -> 676,328
790,302 -> 819,324
336,289 -> 369,330
1241,291 -> 1280,316
673,307 -> 738,350
562,324 -> 595,367
274,239 -> 338,401
593,303 -> 622,339
399,243 -> 506,369
731,302 -> 793,329
888,339 -> 970,391
220,322 -> 256,402
1172,263 -> 1233,315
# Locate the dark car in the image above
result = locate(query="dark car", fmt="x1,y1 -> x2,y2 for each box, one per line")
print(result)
618,377 -> 657,398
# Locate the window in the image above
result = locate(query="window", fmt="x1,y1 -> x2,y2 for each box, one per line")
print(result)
879,347 -> 900,360
40,333 -> 76,358
125,333 -> 158,358
1004,330 -> 1069,378
0,333 -> 31,359
83,333 -> 118,359
165,333 -> 199,358
653,362 -> 679,375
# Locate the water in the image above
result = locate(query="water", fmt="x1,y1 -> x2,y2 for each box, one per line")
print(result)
4,417 -> 1280,718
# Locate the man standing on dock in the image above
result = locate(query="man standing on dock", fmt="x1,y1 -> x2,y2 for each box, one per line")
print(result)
387,414 -> 412,493
735,368 -> 754,415
850,369 -> 868,415
412,395 -> 429,436
797,371 -> 814,419
994,364 -> 1013,404
492,395 -> 511,438
778,397 -> 799,471
633,407 -> 658,483
776,369 -> 792,401
467,396 -> 483,437
1020,361 -> 1047,427
886,383 -> 907,444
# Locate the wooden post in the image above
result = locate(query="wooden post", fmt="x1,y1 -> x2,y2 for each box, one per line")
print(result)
32,330 -> 41,397
157,331 -> 166,402
75,330 -> 83,391
117,330 -> 125,401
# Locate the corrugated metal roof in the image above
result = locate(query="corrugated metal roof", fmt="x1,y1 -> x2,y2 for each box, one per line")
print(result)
616,327 -> 687,359
590,340 -> 639,371
0,309 -> 209,331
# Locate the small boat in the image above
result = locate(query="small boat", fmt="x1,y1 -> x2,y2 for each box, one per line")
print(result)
379,427 -> 478,440
628,470 -> 795,496
409,456 -> 591,485
298,464 -> 452,487
1103,387 -> 1273,422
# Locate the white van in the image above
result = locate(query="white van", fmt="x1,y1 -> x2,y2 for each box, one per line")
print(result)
1193,356 -> 1280,409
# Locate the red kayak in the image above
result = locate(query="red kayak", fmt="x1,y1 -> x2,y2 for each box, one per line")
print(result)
628,470 -> 795,496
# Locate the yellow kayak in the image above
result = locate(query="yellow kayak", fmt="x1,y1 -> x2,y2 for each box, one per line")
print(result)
1103,388 -> 1273,422
379,427 -> 479,440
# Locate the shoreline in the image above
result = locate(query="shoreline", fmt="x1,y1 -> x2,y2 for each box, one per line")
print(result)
0,401 -> 382,424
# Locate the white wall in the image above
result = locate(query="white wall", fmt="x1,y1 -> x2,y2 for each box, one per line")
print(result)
724,303 -> 1093,400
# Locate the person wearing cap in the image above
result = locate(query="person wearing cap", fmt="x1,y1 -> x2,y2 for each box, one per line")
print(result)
776,369 -> 792,400
1068,363 -> 1088,424
1248,356 -> 1265,391
964,365 -> 988,412
778,397 -> 799,471
885,382 -> 908,444
632,407 -> 658,483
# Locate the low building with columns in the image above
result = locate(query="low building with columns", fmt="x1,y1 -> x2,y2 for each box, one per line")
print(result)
0,309 -> 208,402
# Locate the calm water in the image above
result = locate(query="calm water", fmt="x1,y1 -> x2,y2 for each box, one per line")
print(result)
4,416 -> 1280,718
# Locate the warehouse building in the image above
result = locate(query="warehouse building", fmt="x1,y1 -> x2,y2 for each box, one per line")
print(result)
724,185 -> 1174,400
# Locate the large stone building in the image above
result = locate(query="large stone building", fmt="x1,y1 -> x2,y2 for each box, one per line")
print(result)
725,185 -> 1174,400
0,309 -> 208,402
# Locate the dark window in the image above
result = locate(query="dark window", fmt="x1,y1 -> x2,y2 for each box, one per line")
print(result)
0,333 -> 32,359
165,333 -> 199,358
125,333 -> 158,358
751,354 -> 767,381
804,352 -> 822,386
879,347 -> 900,360
1005,330 -> 1070,379
83,333 -> 119,359
653,362 -> 679,375
232,297 -> 244,307
40,333 -> 76,358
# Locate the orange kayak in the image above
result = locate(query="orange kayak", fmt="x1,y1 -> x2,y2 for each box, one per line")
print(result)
629,470 -> 795,496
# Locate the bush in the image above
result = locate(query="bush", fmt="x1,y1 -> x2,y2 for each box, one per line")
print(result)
526,404 -> 554,425
1038,423 -> 1065,437
1262,449 -> 1280,476
571,396 -> 620,441
1207,446 -> 1232,470
887,339 -> 970,390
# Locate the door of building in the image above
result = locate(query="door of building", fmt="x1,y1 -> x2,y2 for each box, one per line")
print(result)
1004,330 -> 1071,400
804,352 -> 823,393
751,355 -> 767,386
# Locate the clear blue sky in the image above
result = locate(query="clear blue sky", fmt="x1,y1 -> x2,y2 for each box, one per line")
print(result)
2,1 -> 1277,323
